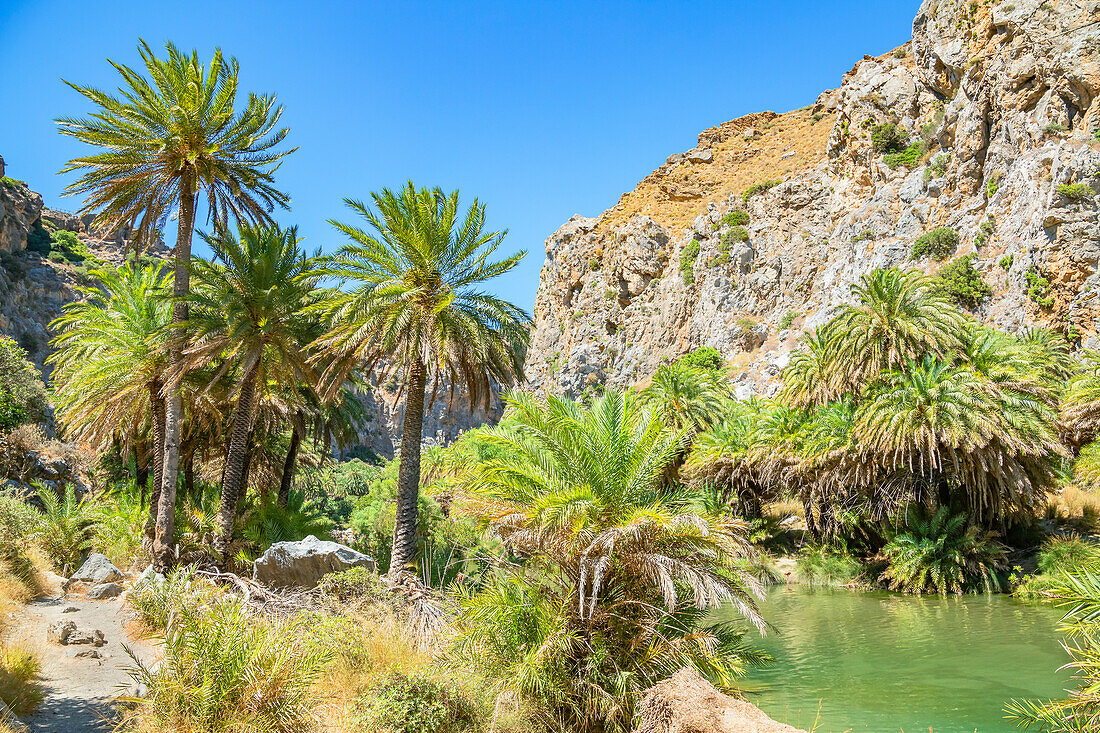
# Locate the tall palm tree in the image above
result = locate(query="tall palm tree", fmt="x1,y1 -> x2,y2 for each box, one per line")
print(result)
779,326 -> 840,408
48,263 -> 173,541
181,224 -> 322,559
316,183 -> 530,576
59,40 -> 296,570
828,268 -> 965,393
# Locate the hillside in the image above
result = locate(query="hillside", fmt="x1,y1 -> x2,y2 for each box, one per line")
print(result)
524,0 -> 1100,399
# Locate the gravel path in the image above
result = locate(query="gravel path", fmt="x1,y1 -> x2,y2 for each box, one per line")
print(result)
8,588 -> 156,733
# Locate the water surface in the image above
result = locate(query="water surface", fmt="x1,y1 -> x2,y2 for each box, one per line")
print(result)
719,585 -> 1072,733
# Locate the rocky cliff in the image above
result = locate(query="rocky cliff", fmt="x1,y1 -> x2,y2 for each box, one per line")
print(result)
525,0 -> 1100,399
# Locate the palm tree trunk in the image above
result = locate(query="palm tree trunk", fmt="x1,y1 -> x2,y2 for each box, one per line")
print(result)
278,427 -> 301,507
153,173 -> 196,572
183,449 -> 195,502
389,358 -> 426,578
145,385 -> 166,544
214,367 -> 259,561
135,446 -> 148,500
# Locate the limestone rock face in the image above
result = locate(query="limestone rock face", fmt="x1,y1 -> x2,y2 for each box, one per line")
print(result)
0,180 -> 42,254
635,667 -> 805,733
253,534 -> 377,588
525,0 -> 1100,398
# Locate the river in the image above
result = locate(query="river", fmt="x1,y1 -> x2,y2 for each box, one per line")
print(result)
718,585 -> 1072,733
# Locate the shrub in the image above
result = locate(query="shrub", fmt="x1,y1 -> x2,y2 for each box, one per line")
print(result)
24,222 -> 51,254
851,229 -> 876,243
923,153 -> 948,181
46,251 -> 66,264
128,567 -> 216,631
999,254 -> 1013,270
1057,183 -> 1094,203
675,346 -> 723,371
1043,122 -> 1069,134
810,112 -> 824,124
0,337 -> 49,431
1025,266 -> 1054,308
871,122 -> 908,153
50,230 -> 89,261
779,310 -> 799,330
0,646 -> 42,716
796,545 -> 863,586
884,141 -> 925,169
358,673 -> 478,733
722,226 -> 749,248
35,484 -> 98,575
0,177 -> 26,189
588,258 -> 600,270
1014,536 -> 1100,599
679,239 -> 701,285
879,507 -> 1006,594
910,226 -> 959,260
741,179 -> 781,202
722,210 -> 750,227
933,255 -> 992,308
123,600 -> 325,733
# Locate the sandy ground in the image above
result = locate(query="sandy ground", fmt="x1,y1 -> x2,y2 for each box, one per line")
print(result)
8,587 -> 157,733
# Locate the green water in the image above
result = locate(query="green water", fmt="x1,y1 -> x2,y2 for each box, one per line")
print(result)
722,585 -> 1072,733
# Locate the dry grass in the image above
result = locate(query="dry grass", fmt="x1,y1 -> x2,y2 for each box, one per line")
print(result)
0,646 -> 42,716
594,106 -> 832,236
1046,485 -> 1100,532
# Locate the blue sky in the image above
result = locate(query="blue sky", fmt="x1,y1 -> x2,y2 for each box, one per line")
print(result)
0,1 -> 917,311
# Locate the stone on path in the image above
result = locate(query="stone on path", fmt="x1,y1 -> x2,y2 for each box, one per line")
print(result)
68,553 -> 123,585
86,583 -> 123,600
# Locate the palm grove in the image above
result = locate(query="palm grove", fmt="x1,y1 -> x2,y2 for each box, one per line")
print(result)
3,39 -> 1100,733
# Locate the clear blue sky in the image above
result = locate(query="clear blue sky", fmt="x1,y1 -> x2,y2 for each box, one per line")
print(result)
0,0 -> 917,311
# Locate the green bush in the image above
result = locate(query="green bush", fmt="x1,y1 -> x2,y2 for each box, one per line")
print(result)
0,176 -> 26,189
910,226 -> 959,260
1014,536 -> 1100,599
675,346 -> 723,371
852,229 -> 876,243
880,507 -> 1006,594
0,337 -> 49,430
741,179 -> 782,202
999,254 -> 1013,270
1025,266 -> 1054,308
1057,183 -> 1094,203
884,141 -> 925,169
359,673 -> 478,733
933,255 -> 992,308
779,310 -> 800,330
871,122 -> 908,153
722,226 -> 749,248
723,210 -> 750,227
680,239 -> 701,285
1043,122 -> 1069,134
796,545 -> 863,586
923,153 -> 948,181
25,222 -> 51,254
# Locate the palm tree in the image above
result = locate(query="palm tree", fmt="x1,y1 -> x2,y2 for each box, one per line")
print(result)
48,263 -> 173,542
316,183 -> 530,576
181,224 -> 321,559
779,327 -> 840,408
1063,350 -> 1100,447
854,356 -> 1062,522
639,362 -> 730,433
59,40 -> 296,570
828,268 -> 965,393
460,390 -> 764,731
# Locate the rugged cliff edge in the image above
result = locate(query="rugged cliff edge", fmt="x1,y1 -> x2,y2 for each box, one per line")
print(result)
525,0 -> 1100,399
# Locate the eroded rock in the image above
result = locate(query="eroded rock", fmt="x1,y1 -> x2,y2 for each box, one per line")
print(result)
253,534 -> 376,589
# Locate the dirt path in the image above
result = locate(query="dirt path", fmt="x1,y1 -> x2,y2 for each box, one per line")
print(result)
8,588 -> 157,733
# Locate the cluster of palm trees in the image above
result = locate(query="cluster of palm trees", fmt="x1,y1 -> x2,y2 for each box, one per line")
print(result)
685,267 -> 1080,539
51,41 -> 529,571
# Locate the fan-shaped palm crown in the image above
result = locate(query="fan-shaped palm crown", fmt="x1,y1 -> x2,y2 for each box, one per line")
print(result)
640,363 -> 731,433
58,40 -> 296,243
828,268 -> 965,392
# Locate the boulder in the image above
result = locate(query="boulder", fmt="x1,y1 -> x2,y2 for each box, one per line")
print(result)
252,534 -> 376,589
66,628 -> 106,647
87,582 -> 124,600
635,667 -> 806,733
46,620 -> 75,645
69,553 -> 123,585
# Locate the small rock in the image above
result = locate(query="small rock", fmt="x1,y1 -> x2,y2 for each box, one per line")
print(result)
69,553 -> 123,586
61,606 -> 80,613
72,649 -> 102,659
46,620 -> 76,645
87,582 -> 124,600
66,628 -> 106,647
780,150 -> 796,160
